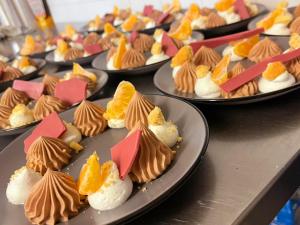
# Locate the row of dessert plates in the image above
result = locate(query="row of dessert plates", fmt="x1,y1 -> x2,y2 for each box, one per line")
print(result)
0,94 -> 209,225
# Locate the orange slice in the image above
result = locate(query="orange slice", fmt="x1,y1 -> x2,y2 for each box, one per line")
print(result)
151,42 -> 162,55
215,0 -> 235,12
104,81 -> 136,120
57,39 -> 69,54
262,61 -> 286,81
274,12 -> 293,25
256,8 -> 284,30
121,14 -> 138,32
113,5 -> 119,16
185,3 -> 201,21
113,36 -> 127,69
169,19 -> 192,41
73,63 -> 97,82
171,45 -> 193,68
165,0 -> 182,13
233,35 -> 260,57
18,57 -> 31,68
196,65 -> 210,78
63,24 -> 76,38
104,23 -> 117,34
94,15 -> 102,27
77,152 -> 102,195
212,55 -> 230,85
289,33 -> 300,49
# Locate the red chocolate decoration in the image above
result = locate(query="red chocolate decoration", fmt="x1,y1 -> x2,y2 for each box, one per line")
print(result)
13,80 -> 44,100
162,32 -> 179,57
234,0 -> 250,19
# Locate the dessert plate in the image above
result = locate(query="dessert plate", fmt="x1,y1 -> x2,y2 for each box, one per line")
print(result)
18,49 -> 55,59
196,3 -> 267,38
248,7 -> 295,37
0,94 -> 209,225
92,32 -> 204,76
153,36 -> 300,105
0,68 -> 108,136
0,58 -> 46,92
45,51 -> 102,66
138,22 -> 173,35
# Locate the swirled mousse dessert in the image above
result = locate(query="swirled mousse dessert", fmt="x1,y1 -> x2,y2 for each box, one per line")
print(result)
221,62 -> 259,98
130,121 -> 175,183
83,32 -> 101,46
294,4 -> 300,18
12,56 -> 37,74
290,17 -> 300,34
256,2 -> 292,35
88,15 -> 104,32
121,48 -> 146,69
6,166 -> 42,205
104,81 -> 136,128
132,33 -> 155,53
169,19 -> 194,45
146,42 -> 169,65
24,169 -> 80,225
171,46 -> 194,79
215,0 -> 241,24
248,37 -> 282,63
194,65 -> 221,98
193,46 -> 221,68
60,24 -> 79,41
26,136 -> 72,175
20,35 -> 45,56
0,66 -> 23,82
54,39 -> 70,61
125,91 -> 155,130
77,152 -> 133,211
174,61 -> 197,94
9,104 -> 34,128
33,95 -> 68,121
258,61 -> 295,93
0,104 -> 12,128
148,106 -> 179,147
183,3 -> 207,30
43,74 -> 60,96
286,33 -> 300,80
222,35 -> 259,62
0,87 -> 30,109
73,100 -> 107,136
64,48 -> 84,61
206,12 -> 226,28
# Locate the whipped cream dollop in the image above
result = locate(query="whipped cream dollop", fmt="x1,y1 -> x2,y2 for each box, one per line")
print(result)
258,71 -> 295,93
9,104 -> 34,128
195,71 -> 221,98
218,9 -> 241,24
54,51 -> 65,61
107,55 -> 117,70
45,44 -> 56,52
108,118 -> 125,128
6,166 -> 42,205
60,122 -> 82,144
222,45 -> 243,61
145,20 -> 156,29
88,161 -> 132,211
172,65 -> 182,79
113,18 -> 124,26
265,23 -> 290,36
146,53 -> 169,65
0,55 -> 9,62
191,16 -> 207,29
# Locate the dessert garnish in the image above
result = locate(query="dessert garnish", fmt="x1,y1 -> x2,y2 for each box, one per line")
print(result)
33,95 -> 68,121
72,63 -> 97,82
148,106 -> 179,147
0,87 -> 30,109
20,35 -> 45,56
12,56 -> 37,75
26,136 -> 72,175
146,42 -> 169,65
73,100 -> 107,136
211,54 -> 231,85
215,0 -> 241,24
193,46 -> 221,68
104,81 -> 136,129
174,61 -> 197,93
169,19 -> 192,42
129,121 -> 175,183
24,169 -> 80,225
6,166 -> 42,205
121,14 -> 138,32
248,37 -> 282,63
9,104 -> 34,128
13,80 -> 44,100
161,32 -> 181,57
125,92 -> 155,130
42,74 -> 60,96
54,39 -> 70,61
88,15 -> 104,32
61,24 -> 78,41
111,36 -> 127,69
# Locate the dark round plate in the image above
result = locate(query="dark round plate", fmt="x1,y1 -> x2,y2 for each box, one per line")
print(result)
248,7 -> 295,37
92,31 -> 204,76
0,58 -> 46,92
0,68 -> 108,136
45,51 -> 103,66
18,49 -> 55,59
0,94 -> 209,225
195,3 -> 267,38
153,35 -> 298,105
138,22 -> 173,35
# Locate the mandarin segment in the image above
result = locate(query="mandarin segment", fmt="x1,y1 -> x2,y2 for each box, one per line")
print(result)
151,42 -> 163,55
104,23 -> 117,34
185,3 -> 201,21
256,8 -> 284,30
57,39 -> 69,54
113,36 -> 127,69
171,46 -> 193,68
77,152 -> 102,195
262,61 -> 286,80
104,81 -> 136,120
215,0 -> 235,12
169,19 -> 192,41
121,14 -> 138,32
73,63 -> 97,82
196,65 -> 210,78
233,35 -> 260,57
212,55 -> 231,85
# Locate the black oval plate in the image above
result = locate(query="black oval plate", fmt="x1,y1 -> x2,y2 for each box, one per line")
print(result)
45,51 -> 103,66
81,24 -> 105,34
138,22 -> 173,35
0,68 -> 108,136
92,32 -> 204,76
0,94 -> 209,225
195,3 -> 267,38
0,58 -> 46,92
248,7 -> 295,37
18,49 -> 55,59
